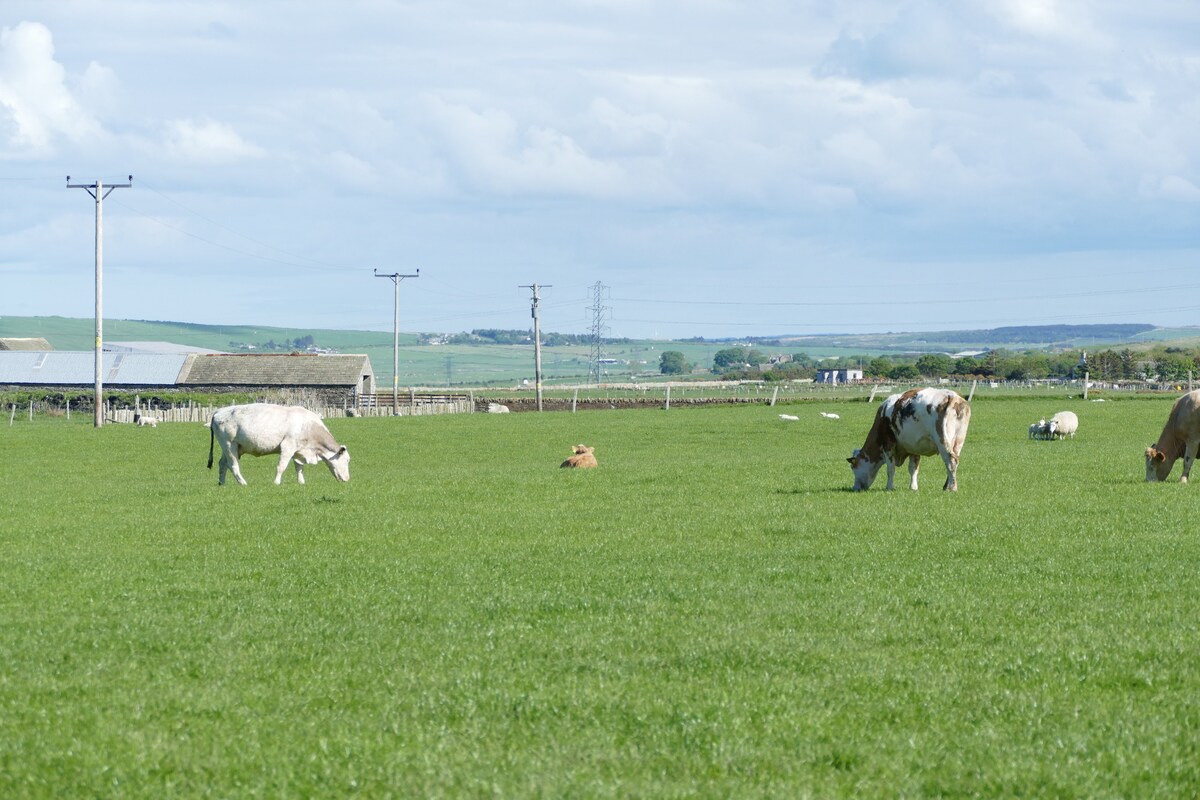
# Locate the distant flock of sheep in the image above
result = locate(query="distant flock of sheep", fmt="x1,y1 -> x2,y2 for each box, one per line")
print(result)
1027,410 -> 1078,440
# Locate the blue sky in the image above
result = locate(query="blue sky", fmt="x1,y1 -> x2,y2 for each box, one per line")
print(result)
2,1 -> 1199,339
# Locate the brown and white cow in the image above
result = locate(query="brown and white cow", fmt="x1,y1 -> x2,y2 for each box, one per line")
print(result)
1145,389 -> 1200,483
847,388 -> 971,491
560,444 -> 598,469
207,404 -> 350,485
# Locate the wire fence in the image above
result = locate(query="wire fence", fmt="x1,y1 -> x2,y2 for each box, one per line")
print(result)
4,378 -> 1190,425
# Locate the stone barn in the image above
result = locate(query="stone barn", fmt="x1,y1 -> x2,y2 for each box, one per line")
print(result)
178,353 -> 375,406
0,350 -> 374,407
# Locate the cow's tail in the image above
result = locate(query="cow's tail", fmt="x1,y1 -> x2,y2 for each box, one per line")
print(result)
207,419 -> 215,469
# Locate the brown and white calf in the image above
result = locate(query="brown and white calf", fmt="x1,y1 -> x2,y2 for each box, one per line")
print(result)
847,388 -> 971,491
560,444 -> 597,469
207,404 -> 351,485
1145,390 -> 1200,483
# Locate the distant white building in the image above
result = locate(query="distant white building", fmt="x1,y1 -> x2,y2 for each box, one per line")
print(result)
815,367 -> 864,384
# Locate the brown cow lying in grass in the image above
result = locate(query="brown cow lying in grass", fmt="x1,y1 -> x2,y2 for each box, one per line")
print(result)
560,444 -> 597,469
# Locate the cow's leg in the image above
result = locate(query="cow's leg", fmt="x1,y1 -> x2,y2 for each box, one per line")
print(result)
294,460 -> 306,485
275,451 -> 293,485
227,445 -> 248,486
941,450 -> 959,491
908,455 -> 921,491
1181,441 -> 1199,484
218,454 -> 229,485
884,458 -> 897,491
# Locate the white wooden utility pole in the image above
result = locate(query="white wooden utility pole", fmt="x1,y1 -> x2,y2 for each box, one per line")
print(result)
522,283 -> 551,412
67,175 -> 132,427
374,268 -> 419,415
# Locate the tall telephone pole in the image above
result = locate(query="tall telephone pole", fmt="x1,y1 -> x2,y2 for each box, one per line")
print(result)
374,268 -> 419,415
67,175 -> 132,427
521,283 -> 551,411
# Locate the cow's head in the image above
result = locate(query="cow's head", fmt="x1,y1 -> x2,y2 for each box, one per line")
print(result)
1145,445 -> 1170,482
324,446 -> 351,482
572,444 -> 593,455
847,448 -> 882,491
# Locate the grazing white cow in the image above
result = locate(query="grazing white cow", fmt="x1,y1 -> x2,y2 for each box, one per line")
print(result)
1145,390 -> 1200,483
1048,410 -> 1078,440
207,404 -> 350,486
848,387 -> 971,492
134,412 -> 158,428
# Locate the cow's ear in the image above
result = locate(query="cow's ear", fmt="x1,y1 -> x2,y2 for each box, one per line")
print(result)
846,457 -> 857,467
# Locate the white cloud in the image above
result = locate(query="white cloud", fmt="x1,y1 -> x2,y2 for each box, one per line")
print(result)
421,95 -> 627,196
163,117 -> 264,163
1141,174 -> 1200,203
0,21 -> 103,157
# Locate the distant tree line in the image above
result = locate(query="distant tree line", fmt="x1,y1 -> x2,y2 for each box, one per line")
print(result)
228,335 -> 317,352
682,344 -> 1200,383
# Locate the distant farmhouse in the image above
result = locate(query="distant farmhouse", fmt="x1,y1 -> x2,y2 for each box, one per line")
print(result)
815,367 -> 864,384
0,342 -> 374,406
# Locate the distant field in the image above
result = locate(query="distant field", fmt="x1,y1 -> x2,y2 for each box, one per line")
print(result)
3,316 -> 1198,388
1,396 -> 1197,796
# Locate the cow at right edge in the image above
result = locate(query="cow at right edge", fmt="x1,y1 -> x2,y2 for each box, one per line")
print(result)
1145,389 -> 1200,483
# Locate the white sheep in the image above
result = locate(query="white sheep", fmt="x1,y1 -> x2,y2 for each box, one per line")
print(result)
1048,411 -> 1078,440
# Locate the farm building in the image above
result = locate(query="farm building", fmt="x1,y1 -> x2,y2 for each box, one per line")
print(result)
105,341 -> 224,355
0,337 -> 53,351
815,367 -> 864,384
178,354 -> 375,405
0,351 -> 375,406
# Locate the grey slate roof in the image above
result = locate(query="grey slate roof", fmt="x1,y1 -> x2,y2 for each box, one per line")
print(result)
0,352 -> 188,385
0,337 -> 53,351
178,354 -> 373,387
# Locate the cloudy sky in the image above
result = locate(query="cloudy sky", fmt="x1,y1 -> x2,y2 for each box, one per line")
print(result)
2,1 -> 1198,340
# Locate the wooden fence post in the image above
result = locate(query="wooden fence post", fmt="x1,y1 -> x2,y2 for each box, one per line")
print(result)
665,385 -> 671,410
770,386 -> 779,407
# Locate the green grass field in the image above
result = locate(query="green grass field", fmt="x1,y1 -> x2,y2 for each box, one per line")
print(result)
2,396 -> 1198,797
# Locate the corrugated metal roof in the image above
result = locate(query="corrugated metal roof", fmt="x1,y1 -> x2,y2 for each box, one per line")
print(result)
0,352 -> 188,385
106,341 -> 225,355
179,354 -> 372,387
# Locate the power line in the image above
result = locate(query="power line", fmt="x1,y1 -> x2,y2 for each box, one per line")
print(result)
588,282 -> 610,385
66,174 -> 133,428
375,268 -> 419,414
520,283 -> 551,411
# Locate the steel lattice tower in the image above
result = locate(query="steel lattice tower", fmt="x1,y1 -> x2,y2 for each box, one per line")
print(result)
588,281 -> 610,384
